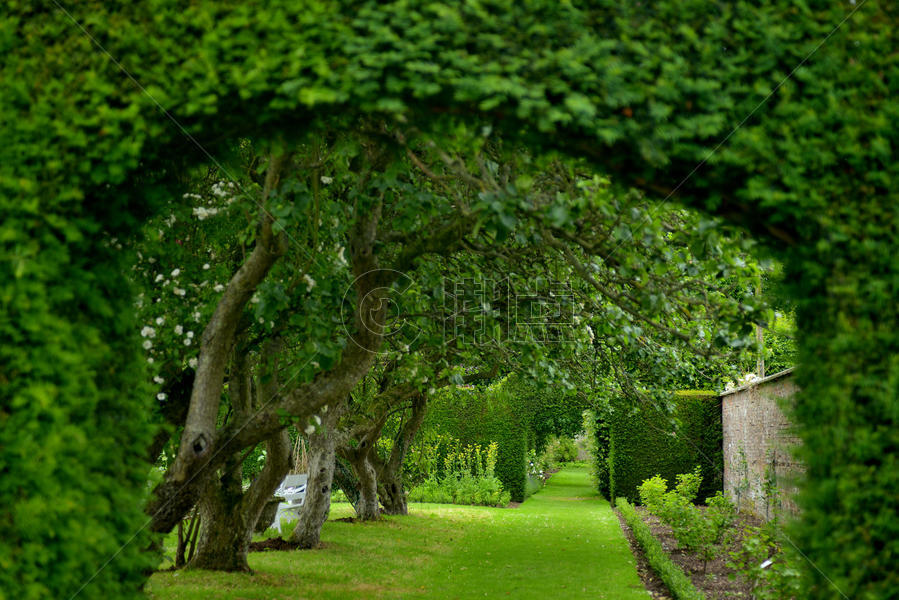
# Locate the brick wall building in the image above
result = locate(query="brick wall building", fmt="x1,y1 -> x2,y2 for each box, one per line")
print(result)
721,368 -> 802,520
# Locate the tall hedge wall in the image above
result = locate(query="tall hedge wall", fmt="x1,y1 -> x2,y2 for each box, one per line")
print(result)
608,393 -> 722,504
0,242 -> 158,598
584,406 -> 612,499
425,384 -> 529,502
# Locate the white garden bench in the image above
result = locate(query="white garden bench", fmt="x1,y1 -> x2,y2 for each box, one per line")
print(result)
270,473 -> 308,533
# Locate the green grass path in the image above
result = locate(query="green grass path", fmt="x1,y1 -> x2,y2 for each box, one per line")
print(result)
148,465 -> 647,599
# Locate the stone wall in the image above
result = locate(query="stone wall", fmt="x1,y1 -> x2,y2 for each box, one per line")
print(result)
721,368 -> 802,520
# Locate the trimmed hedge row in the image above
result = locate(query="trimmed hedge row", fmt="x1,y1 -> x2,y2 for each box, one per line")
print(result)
607,392 -> 721,504
617,498 -> 706,600
584,405 -> 611,499
425,383 -> 529,502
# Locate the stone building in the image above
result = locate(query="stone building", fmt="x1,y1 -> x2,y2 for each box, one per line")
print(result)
721,368 -> 802,520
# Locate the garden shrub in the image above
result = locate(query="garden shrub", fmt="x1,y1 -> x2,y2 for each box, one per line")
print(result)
727,525 -> 802,600
408,441 -> 510,507
638,469 -> 737,573
490,399 -> 528,502
523,449 -> 548,499
0,243 -> 158,598
608,392 -> 721,504
524,474 -> 544,499
617,498 -> 706,600
545,435 -> 579,463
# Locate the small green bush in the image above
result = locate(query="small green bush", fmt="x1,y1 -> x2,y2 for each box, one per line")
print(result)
727,525 -> 802,600
617,498 -> 706,600
524,474 -> 543,498
546,435 -> 579,463
638,468 -> 736,573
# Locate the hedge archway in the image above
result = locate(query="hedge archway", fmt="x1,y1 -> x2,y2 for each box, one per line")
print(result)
2,2 -> 896,597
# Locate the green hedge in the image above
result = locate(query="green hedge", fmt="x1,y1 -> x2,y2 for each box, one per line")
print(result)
507,378 -> 589,453
617,498 -> 706,600
0,243 -> 158,598
608,393 -> 721,504
426,383 -> 529,502
583,406 -> 611,499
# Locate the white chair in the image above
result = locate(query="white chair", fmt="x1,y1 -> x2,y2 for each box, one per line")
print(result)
271,474 -> 308,533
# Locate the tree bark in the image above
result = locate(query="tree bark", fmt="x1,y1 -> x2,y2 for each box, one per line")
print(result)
340,412 -> 387,521
187,339 -> 291,571
189,429 -> 290,571
289,401 -> 346,548
349,452 -> 380,521
174,155 -> 290,480
376,393 -> 427,515
377,474 -> 407,516
147,154 -> 291,533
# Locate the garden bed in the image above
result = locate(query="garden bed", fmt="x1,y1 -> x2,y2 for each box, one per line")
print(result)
619,505 -> 763,599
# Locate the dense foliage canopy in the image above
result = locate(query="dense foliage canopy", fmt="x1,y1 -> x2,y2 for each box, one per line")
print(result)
2,1 -> 898,598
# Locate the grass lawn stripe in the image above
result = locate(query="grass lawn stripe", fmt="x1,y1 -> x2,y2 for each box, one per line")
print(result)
147,464 -> 648,599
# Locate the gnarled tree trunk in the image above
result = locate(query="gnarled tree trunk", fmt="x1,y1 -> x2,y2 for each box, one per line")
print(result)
377,476 -> 406,516
147,195 -> 389,535
376,393 -> 427,515
190,429 -> 290,571
340,413 -> 387,521
188,339 -> 291,571
349,452 -> 380,520
289,401 -> 347,548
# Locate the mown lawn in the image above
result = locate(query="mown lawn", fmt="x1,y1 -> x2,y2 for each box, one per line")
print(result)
147,465 -> 648,599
